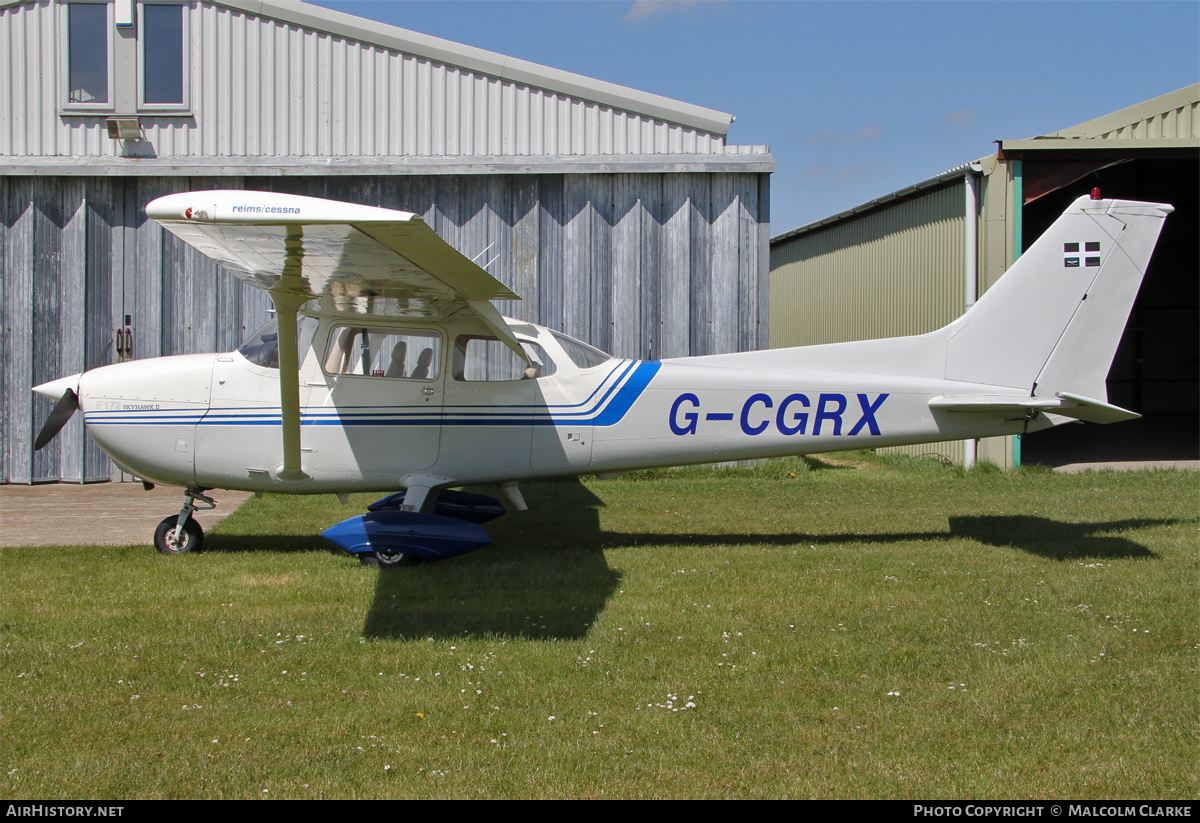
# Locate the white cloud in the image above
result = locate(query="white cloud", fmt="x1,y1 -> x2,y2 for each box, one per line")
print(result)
942,108 -> 980,127
806,129 -> 833,147
846,122 -> 881,143
803,122 -> 881,146
624,0 -> 721,23
831,156 -> 883,184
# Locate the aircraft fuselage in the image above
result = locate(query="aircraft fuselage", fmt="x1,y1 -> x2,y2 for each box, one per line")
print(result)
67,313 -> 1040,494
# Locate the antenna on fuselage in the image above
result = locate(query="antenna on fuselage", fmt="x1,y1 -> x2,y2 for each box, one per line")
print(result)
470,243 -> 495,265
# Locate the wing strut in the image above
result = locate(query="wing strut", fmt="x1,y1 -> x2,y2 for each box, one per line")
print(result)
271,228 -> 312,483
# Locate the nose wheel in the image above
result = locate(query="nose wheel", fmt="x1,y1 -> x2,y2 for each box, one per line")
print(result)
154,515 -> 204,554
154,488 -> 215,555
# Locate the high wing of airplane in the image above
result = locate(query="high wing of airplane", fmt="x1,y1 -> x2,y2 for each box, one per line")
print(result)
32,190 -> 1173,565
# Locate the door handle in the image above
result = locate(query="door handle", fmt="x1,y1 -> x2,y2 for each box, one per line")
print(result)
115,327 -> 133,362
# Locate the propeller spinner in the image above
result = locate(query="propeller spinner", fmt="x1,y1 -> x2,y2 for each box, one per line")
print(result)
32,375 -> 82,451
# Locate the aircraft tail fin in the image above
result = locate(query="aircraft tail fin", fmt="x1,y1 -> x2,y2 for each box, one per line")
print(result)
942,196 -> 1172,402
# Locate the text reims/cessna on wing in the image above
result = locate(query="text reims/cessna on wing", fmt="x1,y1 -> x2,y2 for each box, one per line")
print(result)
32,190 -> 1172,565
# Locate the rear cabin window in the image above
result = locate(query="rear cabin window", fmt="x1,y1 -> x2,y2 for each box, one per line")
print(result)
551,331 -> 612,370
324,327 -> 441,380
454,336 -> 556,381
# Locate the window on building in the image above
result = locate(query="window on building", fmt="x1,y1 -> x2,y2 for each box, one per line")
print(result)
66,3 -> 110,107
139,3 -> 187,109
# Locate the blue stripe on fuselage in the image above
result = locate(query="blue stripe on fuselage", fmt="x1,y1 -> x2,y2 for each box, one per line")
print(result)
86,360 -> 662,429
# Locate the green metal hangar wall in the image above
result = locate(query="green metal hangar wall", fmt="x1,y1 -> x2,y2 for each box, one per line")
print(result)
769,85 -> 1198,468
0,0 -> 774,484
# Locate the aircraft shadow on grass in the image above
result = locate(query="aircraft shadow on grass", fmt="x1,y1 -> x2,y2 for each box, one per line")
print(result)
204,479 -> 1184,641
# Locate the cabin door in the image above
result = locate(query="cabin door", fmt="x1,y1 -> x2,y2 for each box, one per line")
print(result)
302,325 -> 444,486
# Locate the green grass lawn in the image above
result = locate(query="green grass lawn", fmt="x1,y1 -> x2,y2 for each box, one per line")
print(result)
2,455 -> 1196,799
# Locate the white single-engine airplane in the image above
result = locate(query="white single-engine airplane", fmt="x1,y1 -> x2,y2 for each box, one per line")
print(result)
32,190 -> 1172,565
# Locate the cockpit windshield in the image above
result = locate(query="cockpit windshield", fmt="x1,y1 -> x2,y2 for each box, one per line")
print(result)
551,331 -> 612,370
237,315 -> 320,369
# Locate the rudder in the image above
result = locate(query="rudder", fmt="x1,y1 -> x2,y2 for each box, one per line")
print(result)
942,196 -> 1172,400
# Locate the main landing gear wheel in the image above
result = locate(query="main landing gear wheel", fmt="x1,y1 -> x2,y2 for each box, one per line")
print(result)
154,515 -> 204,555
359,551 -> 423,568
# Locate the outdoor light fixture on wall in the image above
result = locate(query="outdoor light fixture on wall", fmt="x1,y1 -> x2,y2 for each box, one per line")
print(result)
105,117 -> 141,140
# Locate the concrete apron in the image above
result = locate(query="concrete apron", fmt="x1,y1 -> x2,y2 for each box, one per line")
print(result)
1053,460 -> 1200,474
0,484 -> 253,548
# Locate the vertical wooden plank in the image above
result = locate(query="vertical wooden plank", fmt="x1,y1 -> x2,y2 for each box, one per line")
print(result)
111,178 -> 127,397
58,179 -> 87,482
185,180 -> 219,355
432,176 -> 462,248
639,174 -> 662,361
405,175 -> 438,220
460,177 -> 489,276
561,174 -> 592,343
709,173 -> 739,356
688,174 -> 712,356
510,176 -> 540,324
610,174 -> 641,360
588,174 -> 613,355
83,177 -> 114,481
737,173 -> 760,353
31,178 -> 63,482
486,174 -> 518,321
0,176 -> 9,482
214,254 -> 243,353
537,175 -> 564,333
160,189 -> 189,358
660,174 -> 691,359
756,173 -> 771,351
145,178 -> 184,359
230,180 -> 271,346
3,178 -> 33,483
134,177 -> 176,363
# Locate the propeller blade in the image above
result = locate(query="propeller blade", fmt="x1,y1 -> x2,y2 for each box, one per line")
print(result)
87,337 -> 114,372
34,388 -> 79,451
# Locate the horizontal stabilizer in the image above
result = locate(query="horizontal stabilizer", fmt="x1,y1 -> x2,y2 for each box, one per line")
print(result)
930,393 -> 1139,424
1054,392 -> 1141,424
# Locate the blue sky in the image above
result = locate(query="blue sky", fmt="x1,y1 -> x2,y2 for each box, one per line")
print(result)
312,0 -> 1199,232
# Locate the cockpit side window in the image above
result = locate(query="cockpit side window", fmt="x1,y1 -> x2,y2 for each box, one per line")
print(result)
323,326 -> 441,380
454,336 -> 557,381
237,316 -> 319,369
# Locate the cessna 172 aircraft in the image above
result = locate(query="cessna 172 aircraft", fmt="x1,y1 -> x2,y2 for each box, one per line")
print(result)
32,190 -> 1171,565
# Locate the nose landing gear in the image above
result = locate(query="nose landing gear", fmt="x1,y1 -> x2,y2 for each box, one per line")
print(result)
154,488 -> 216,555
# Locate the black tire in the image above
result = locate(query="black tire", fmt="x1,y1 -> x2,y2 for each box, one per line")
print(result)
154,515 -> 204,555
359,551 -> 423,568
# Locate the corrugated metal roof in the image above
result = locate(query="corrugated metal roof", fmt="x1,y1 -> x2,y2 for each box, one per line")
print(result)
1000,84 -> 1200,154
0,0 -> 747,164
242,0 -> 735,136
1038,84 -> 1198,141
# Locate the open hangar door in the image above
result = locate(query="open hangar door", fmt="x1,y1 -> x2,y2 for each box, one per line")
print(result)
1020,158 -> 1199,466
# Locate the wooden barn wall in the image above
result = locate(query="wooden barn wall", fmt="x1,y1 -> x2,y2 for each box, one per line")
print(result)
1,172 -> 767,483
